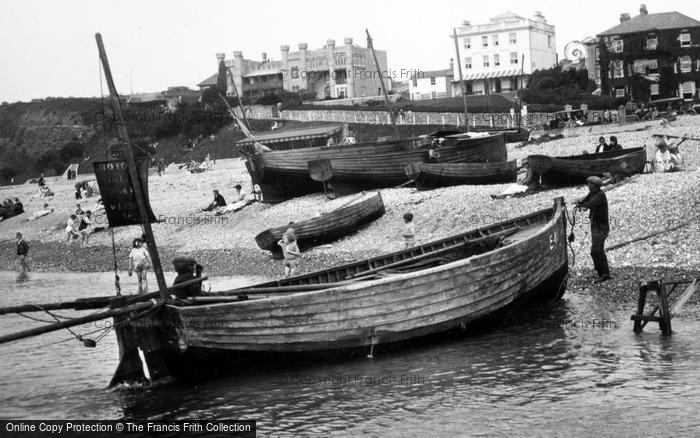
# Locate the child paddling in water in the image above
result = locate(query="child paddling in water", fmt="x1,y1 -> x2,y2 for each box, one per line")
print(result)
278,228 -> 300,277
128,238 -> 152,294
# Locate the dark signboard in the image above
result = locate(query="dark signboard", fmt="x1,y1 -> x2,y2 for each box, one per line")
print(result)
92,159 -> 157,227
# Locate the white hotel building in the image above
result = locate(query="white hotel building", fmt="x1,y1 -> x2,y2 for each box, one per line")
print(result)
452,11 -> 558,95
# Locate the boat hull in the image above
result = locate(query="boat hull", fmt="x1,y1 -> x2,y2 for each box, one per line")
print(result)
526,147 -> 646,187
110,200 -> 568,383
406,160 -> 518,190
249,133 -> 507,202
255,192 -> 386,259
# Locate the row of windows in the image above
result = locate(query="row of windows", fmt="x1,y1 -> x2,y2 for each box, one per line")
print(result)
464,53 -> 519,69
609,31 -> 693,53
464,33 -> 517,49
610,56 -> 699,78
615,81 -> 696,97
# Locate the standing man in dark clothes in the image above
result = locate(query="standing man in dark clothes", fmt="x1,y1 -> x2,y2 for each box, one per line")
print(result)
575,176 -> 611,282
171,257 -> 203,299
16,232 -> 29,273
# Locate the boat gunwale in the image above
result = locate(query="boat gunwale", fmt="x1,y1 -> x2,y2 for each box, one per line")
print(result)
175,203 -> 565,312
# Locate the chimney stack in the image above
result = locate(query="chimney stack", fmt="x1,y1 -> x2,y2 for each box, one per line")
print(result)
449,58 -> 454,70
640,4 -> 648,15
620,13 -> 631,23
262,52 -> 267,63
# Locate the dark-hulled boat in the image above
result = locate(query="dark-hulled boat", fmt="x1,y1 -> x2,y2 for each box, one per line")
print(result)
524,147 -> 647,188
255,192 -> 385,259
405,160 -> 518,190
108,198 -> 568,383
247,132 -> 506,202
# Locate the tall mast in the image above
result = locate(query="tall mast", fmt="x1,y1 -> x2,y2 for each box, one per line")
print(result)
95,33 -> 168,299
452,28 -> 469,132
366,29 -> 400,139
225,67 -> 252,132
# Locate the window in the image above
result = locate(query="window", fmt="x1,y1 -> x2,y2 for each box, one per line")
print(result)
465,57 -> 472,69
361,86 -> 366,96
681,81 -> 695,98
510,52 -> 518,64
509,32 -> 517,44
431,91 -> 437,99
492,34 -> 499,46
493,54 -> 500,66
547,35 -> 552,48
483,55 -> 490,67
680,32 -> 691,47
612,60 -> 624,78
464,38 -> 471,49
680,55 -> 692,73
430,77 -> 436,85
412,77 -> 417,87
615,87 -> 625,97
611,38 -> 623,53
482,36 -> 488,47
646,33 -> 657,50
650,84 -> 659,95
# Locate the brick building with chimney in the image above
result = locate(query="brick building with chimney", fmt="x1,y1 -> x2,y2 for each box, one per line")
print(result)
597,4 -> 700,101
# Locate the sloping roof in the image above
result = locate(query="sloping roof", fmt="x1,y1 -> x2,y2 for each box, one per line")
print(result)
197,72 -> 219,87
236,125 -> 345,146
416,69 -> 454,79
490,11 -> 524,22
598,11 -> 700,36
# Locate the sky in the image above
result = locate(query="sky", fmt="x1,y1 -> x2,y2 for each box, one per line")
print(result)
1,0 -> 699,102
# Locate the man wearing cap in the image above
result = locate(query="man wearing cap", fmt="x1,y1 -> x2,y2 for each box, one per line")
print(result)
575,176 -> 611,282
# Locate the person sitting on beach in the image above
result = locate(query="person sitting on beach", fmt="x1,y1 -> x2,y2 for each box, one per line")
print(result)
202,190 -> 226,212
217,184 -> 251,214
75,203 -> 84,216
93,198 -> 104,212
78,211 -> 93,247
12,198 -> 24,215
595,136 -> 609,154
38,174 -> 46,188
38,184 -> 54,197
608,136 -> 622,151
23,203 -> 54,222
278,228 -> 300,278
171,257 -> 204,299
402,213 -> 416,248
65,214 -> 81,242
652,135 -> 682,173
128,238 -> 152,295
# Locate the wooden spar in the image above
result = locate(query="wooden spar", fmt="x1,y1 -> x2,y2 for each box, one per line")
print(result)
452,28 -> 469,131
366,28 -> 400,140
218,94 -> 255,139
225,67 -> 252,132
208,282 -> 359,296
95,33 -> 168,300
0,277 -> 207,316
658,134 -> 700,142
0,301 -> 155,346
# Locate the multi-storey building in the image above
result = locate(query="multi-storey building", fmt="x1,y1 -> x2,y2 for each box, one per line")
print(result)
597,5 -> 700,101
198,39 -> 390,100
451,11 -> 557,96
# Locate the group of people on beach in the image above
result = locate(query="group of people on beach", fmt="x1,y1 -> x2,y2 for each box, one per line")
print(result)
202,184 -> 255,215
65,203 -> 94,246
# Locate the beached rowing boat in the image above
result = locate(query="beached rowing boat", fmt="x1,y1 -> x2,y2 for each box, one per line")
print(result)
108,198 -> 568,383
524,147 -> 647,188
255,192 -> 385,259
405,160 -> 518,190
247,132 -> 506,202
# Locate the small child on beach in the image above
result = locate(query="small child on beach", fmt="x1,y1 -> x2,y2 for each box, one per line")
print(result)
402,213 -> 416,248
128,238 -> 152,294
277,228 -> 300,277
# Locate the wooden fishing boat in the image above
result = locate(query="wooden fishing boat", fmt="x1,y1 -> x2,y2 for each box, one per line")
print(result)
104,198 -> 568,383
247,132 -> 506,202
255,192 -> 385,259
405,160 -> 518,190
524,147 -> 647,188
236,124 -> 347,155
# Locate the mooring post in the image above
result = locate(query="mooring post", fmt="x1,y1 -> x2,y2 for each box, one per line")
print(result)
633,282 -> 650,333
657,280 -> 673,336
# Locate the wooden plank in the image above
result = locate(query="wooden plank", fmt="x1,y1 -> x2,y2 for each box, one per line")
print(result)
671,279 -> 698,316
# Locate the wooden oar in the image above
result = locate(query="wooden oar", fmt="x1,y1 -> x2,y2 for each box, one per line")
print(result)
0,277 -> 207,315
0,301 -> 155,346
